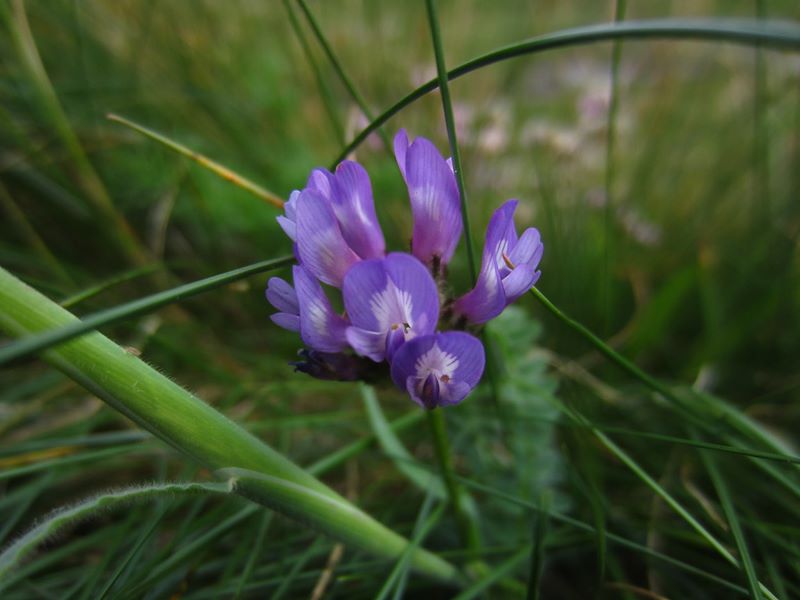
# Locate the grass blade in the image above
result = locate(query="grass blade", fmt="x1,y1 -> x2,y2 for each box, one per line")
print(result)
0,255 -> 293,366
0,482 -> 232,583
699,438 -> 764,600
106,114 -> 285,209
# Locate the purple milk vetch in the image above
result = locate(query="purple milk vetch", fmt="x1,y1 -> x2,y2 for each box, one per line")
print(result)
343,253 -> 439,363
391,332 -> 485,410
394,129 -> 463,270
268,130 -> 543,409
454,199 -> 543,324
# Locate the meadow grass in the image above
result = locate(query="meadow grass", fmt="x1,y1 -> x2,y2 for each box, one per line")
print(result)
1,1 -> 799,597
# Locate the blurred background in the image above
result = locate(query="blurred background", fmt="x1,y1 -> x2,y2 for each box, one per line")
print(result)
1,1 -> 799,597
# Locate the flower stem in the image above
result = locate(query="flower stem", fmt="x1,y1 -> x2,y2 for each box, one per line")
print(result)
426,409 -> 481,560
424,0 -> 478,285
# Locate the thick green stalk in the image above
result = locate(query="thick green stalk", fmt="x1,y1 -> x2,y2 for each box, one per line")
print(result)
426,410 -> 481,559
0,267 -> 461,585
0,256 -> 294,366
334,18 -> 800,165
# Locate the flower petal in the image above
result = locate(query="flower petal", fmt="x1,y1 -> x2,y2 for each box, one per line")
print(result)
295,188 -> 360,287
434,331 -> 485,388
485,199 -> 519,274
453,257 -> 506,325
383,253 -> 439,336
277,190 -> 300,241
393,129 -> 410,180
345,326 -> 387,362
508,227 -> 542,268
342,258 -> 388,332
329,161 -> 385,259
294,265 -> 349,352
390,334 -> 435,390
404,136 -> 463,266
501,264 -> 539,304
270,312 -> 300,332
266,276 -> 299,314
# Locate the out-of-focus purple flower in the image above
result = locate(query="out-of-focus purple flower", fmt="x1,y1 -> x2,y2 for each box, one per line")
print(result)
393,130 -> 463,270
343,252 -> 439,362
267,266 -> 349,352
390,331 -> 485,409
277,161 -> 385,287
454,199 -> 543,324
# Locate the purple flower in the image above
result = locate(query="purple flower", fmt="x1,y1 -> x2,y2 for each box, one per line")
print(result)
390,332 -> 485,409
343,252 -> 439,362
277,161 -> 385,287
267,265 -> 349,352
394,130 -> 463,269
455,199 -> 543,324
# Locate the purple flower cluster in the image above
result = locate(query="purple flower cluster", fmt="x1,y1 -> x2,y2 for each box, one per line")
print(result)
267,130 -> 543,409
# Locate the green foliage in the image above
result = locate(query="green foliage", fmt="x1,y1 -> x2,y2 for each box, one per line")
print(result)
1,0 -> 799,597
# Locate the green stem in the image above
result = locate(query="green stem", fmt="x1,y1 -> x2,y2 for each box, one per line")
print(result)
283,0 -> 346,146
295,0 -> 394,158
424,0 -> 478,284
426,409 -> 481,560
0,266 -> 461,585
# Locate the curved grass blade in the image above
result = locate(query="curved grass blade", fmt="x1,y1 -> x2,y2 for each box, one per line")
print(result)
333,18 -> 800,166
295,0 -> 393,156
0,267 -> 460,585
457,477 -> 750,597
283,0 -> 345,145
699,439 -> 764,600
0,255 -> 294,366
0,482 -> 232,584
106,114 -> 285,209
59,264 -> 163,309
454,544 -> 530,600
361,384 -> 445,499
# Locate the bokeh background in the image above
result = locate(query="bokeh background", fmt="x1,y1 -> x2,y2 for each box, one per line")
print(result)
1,1 -> 799,597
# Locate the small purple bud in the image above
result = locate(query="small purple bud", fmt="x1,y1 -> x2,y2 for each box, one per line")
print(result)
455,199 -> 543,324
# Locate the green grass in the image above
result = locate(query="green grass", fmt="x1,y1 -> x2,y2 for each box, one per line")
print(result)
1,0 -> 799,597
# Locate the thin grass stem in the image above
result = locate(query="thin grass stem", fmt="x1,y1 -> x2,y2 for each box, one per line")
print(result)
106,114 -> 285,209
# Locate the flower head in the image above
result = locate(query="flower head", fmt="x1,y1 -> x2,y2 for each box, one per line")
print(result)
343,252 -> 439,363
269,131 -> 543,410
394,129 -> 463,270
454,199 -> 543,324
390,332 -> 485,409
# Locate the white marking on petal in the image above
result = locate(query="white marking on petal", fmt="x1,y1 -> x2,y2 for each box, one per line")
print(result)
369,280 -> 414,333
414,344 -> 459,382
307,298 -> 329,336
